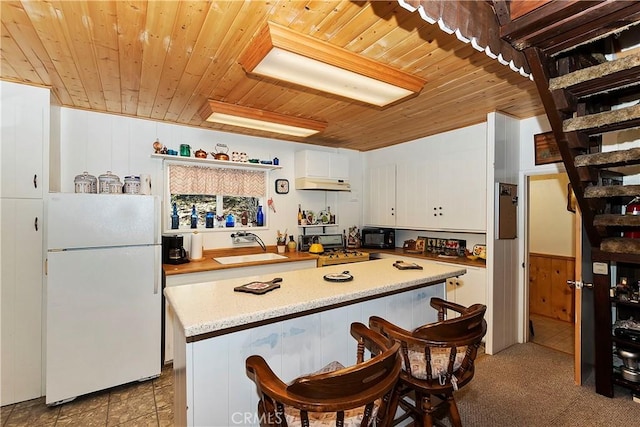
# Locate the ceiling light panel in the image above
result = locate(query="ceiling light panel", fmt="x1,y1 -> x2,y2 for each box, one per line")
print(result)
199,100 -> 327,138
239,22 -> 426,107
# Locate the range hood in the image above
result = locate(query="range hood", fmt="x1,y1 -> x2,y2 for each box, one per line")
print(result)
295,177 -> 351,191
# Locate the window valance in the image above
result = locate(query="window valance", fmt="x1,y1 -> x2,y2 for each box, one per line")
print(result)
168,164 -> 266,197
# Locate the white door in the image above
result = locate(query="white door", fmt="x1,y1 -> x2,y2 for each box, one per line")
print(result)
0,199 -> 43,405
437,139 -> 487,231
396,161 -> 427,228
364,164 -> 396,227
46,245 -> 161,404
47,193 -> 158,249
0,81 -> 45,199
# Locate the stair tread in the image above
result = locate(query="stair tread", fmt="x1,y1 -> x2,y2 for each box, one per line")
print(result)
584,185 -> 640,198
501,2 -> 640,55
575,147 -> 640,168
563,104 -> 640,134
549,53 -> 640,97
594,214 -> 640,227
601,237 -> 640,255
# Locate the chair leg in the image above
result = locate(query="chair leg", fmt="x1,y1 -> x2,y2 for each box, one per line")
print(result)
446,395 -> 462,427
420,394 -> 435,427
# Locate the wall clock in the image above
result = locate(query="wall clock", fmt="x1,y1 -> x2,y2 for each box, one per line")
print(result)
275,179 -> 289,194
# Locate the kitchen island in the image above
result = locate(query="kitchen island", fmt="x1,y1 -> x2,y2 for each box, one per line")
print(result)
165,257 -> 466,426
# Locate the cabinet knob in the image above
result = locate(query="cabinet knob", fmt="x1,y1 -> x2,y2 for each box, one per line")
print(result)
33,174 -> 38,189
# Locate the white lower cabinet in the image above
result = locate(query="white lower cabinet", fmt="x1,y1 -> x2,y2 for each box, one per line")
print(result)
1,199 -> 44,405
163,260 -> 316,364
442,263 -> 487,323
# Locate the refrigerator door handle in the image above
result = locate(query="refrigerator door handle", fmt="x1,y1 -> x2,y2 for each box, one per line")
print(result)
154,245 -> 161,294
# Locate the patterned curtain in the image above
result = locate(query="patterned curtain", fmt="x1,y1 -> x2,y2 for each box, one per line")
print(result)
168,164 -> 266,197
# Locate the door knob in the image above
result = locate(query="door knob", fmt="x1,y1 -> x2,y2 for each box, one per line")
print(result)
567,280 -> 592,289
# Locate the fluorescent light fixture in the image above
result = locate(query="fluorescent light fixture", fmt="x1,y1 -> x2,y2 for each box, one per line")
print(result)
239,22 -> 426,107
199,100 -> 327,138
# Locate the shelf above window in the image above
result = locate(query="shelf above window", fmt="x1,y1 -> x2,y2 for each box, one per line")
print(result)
151,154 -> 282,170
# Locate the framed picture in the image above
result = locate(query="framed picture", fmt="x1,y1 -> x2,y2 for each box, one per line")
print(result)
415,236 -> 427,253
426,237 -> 437,253
534,132 -> 562,165
567,183 -> 577,213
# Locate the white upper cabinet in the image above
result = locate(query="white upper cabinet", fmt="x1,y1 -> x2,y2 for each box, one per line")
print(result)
364,163 -> 396,227
426,137 -> 487,232
364,125 -> 487,232
1,82 -> 48,199
294,150 -> 348,180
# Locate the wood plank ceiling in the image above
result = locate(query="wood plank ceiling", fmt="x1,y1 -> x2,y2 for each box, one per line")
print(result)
1,0 -> 545,151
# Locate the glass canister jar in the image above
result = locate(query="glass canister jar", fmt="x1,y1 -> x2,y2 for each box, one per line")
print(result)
74,171 -> 97,193
123,176 -> 141,194
98,171 -> 120,194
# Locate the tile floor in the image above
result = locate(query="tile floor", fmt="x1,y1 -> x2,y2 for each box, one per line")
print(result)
1,364 -> 173,427
529,313 -> 574,355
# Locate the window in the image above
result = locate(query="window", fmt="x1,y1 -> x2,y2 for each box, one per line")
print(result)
167,164 -> 266,230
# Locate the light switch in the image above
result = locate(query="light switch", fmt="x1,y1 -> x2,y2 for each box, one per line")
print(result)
593,262 -> 608,275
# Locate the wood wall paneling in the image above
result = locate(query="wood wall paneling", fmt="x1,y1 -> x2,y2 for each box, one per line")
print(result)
529,253 -> 575,322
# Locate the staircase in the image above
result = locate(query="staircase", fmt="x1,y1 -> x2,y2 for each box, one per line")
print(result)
495,0 -> 640,258
493,0 -> 640,398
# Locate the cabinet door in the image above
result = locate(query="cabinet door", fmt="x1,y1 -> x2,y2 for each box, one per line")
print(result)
295,150 -> 349,180
1,199 -> 43,405
364,164 -> 396,227
444,264 -> 486,316
1,82 -> 46,199
434,139 -> 486,231
396,162 -> 429,228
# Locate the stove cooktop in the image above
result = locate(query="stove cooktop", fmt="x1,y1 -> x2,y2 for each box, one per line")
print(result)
316,249 -> 369,267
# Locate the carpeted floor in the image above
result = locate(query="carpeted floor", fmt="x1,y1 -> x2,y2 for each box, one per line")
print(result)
446,343 -> 640,426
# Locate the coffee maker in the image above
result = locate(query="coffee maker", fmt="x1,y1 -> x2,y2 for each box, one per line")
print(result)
162,235 -> 190,265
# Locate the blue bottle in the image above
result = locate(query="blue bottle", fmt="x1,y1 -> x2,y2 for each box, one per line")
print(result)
256,205 -> 264,227
205,211 -> 214,228
190,205 -> 198,229
226,213 -> 235,228
171,203 -> 179,229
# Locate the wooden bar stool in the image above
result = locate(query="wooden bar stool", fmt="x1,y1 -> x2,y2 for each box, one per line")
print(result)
246,322 -> 402,427
370,298 -> 487,427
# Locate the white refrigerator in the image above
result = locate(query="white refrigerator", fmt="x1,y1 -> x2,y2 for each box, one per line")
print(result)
46,193 -> 162,405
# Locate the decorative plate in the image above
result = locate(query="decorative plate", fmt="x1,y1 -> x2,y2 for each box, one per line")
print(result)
319,210 -> 330,224
472,244 -> 487,259
306,210 -> 316,225
323,271 -> 353,282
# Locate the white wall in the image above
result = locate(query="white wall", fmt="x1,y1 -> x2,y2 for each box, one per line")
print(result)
529,173 -> 575,256
57,108 -> 362,250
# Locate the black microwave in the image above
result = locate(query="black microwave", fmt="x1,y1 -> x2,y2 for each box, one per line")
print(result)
361,228 -> 395,249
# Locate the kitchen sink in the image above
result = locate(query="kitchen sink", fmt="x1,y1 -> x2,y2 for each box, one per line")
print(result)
213,253 -> 287,265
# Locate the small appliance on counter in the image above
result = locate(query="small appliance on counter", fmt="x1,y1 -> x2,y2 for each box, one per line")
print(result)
162,235 -> 190,264
360,227 -> 395,249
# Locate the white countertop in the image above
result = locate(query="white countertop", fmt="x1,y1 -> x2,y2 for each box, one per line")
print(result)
164,257 -> 466,339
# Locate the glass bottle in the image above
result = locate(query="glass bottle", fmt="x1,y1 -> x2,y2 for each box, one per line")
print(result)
241,211 -> 248,226
171,203 -> 179,229
256,205 -> 264,227
287,235 -> 297,252
205,211 -> 214,228
298,204 -> 302,225
226,213 -> 235,228
190,205 -> 198,229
